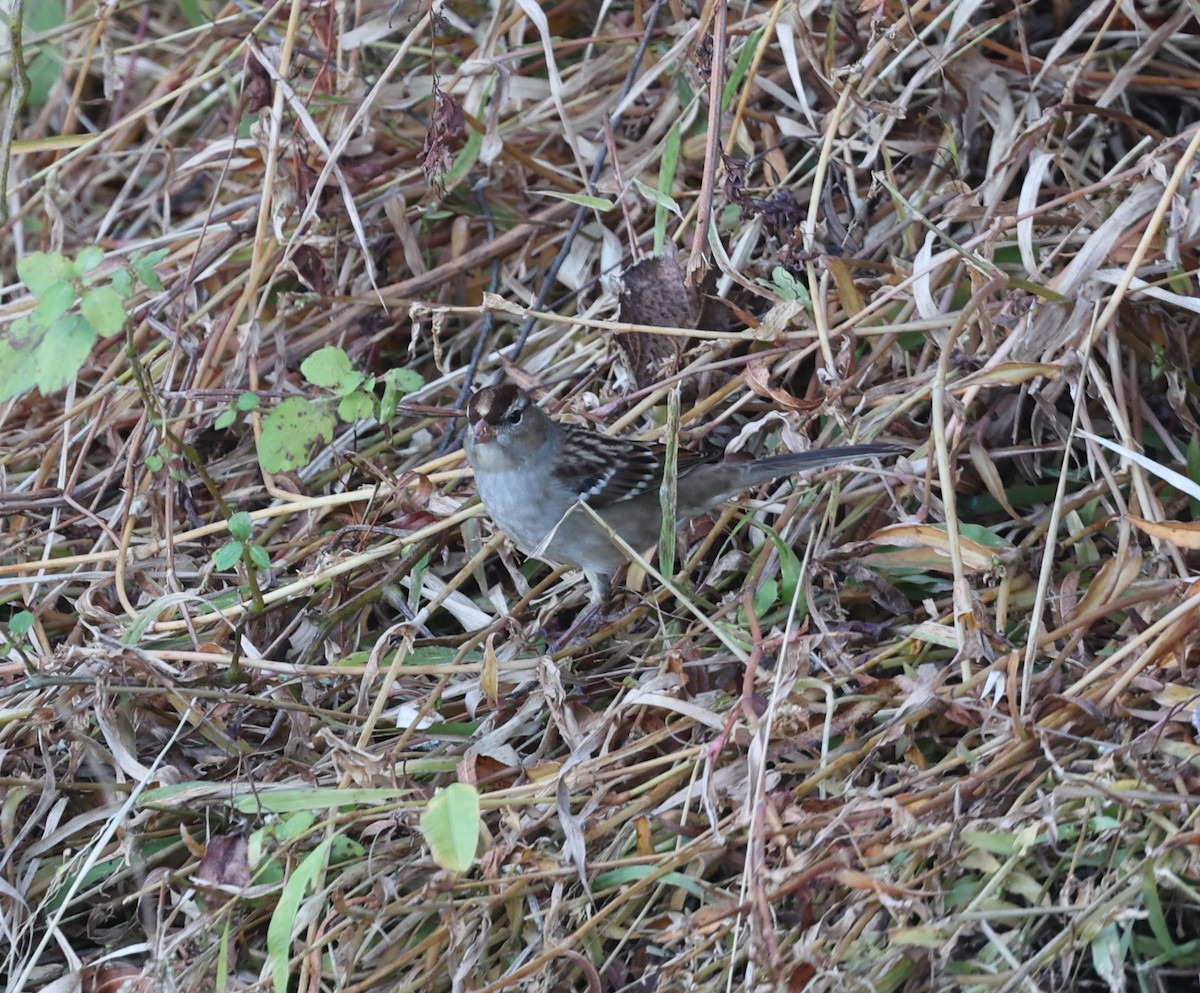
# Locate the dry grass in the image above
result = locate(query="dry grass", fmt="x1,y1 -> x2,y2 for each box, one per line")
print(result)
3,0 -> 1200,990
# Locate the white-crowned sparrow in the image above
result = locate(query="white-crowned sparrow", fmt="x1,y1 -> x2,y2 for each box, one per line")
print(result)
463,384 -> 904,610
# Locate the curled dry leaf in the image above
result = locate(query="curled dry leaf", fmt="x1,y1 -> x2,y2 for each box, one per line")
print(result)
1127,515 -> 1200,550
745,356 -> 815,412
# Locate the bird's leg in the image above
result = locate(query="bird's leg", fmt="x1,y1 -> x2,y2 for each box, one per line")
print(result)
549,570 -> 616,650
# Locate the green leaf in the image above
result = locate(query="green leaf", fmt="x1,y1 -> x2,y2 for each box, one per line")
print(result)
379,367 -> 424,422
532,190 -> 616,211
771,266 -> 810,303
655,122 -> 682,255
178,0 -> 215,27
382,367 -> 424,393
214,410 -> 236,430
634,178 -> 681,217
145,453 -> 164,471
73,246 -> 104,275
301,347 -> 355,389
722,27 -> 763,112
227,511 -> 254,541
443,126 -> 482,188
80,285 -> 127,337
336,391 -> 374,423
267,838 -> 332,993
10,611 -> 35,637
17,252 -> 73,296
32,281 -> 76,327
25,0 -> 67,109
258,397 -> 337,474
752,578 -> 778,617
108,268 -> 133,298
0,319 -> 44,402
131,250 -> 168,291
235,391 -> 260,411
248,545 -> 271,570
213,542 -> 243,571
34,314 -> 95,395
420,783 -> 481,872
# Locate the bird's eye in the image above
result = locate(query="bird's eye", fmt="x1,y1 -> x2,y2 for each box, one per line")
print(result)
506,408 -> 523,425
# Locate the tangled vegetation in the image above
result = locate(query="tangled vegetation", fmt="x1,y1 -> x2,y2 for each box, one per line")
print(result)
3,0 -> 1200,990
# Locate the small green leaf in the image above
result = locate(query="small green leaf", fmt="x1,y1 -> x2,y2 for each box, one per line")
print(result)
108,269 -> 133,298
771,267 -> 810,303
73,246 -> 104,275
258,398 -> 337,474
0,321 -> 43,403
214,410 -> 236,430
420,783 -> 481,872
213,542 -> 243,571
379,368 -> 423,422
17,252 -> 73,296
531,190 -> 616,211
80,285 -> 127,337
227,511 -> 254,541
235,391 -> 261,411
634,178 -> 681,217
383,367 -> 424,393
131,250 -> 168,291
249,545 -> 271,570
337,391 -> 374,422
10,611 -> 35,637
145,453 -> 164,471
32,281 -> 76,327
34,314 -> 95,395
214,539 -> 242,570
301,347 -> 354,389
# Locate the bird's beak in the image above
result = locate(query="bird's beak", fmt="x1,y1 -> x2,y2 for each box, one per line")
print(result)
472,419 -> 496,444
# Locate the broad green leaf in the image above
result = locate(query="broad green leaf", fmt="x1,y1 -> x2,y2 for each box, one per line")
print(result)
73,246 -> 104,275
17,251 -> 73,296
213,542 -> 243,571
34,314 -> 95,395
420,783 -> 481,872
382,367 -> 423,393
301,346 -> 354,389
0,321 -> 45,402
336,392 -> 374,423
80,285 -> 127,337
10,611 -> 35,637
248,545 -> 271,569
32,281 -> 75,326
258,398 -> 336,474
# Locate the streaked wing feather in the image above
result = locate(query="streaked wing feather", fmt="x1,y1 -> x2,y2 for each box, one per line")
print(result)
553,426 -> 716,508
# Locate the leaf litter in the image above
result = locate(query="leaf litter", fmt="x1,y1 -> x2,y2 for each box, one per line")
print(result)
2,1 -> 1200,991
